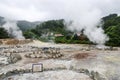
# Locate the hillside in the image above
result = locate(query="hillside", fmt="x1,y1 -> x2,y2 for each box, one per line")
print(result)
23,19 -> 89,43
0,16 -> 40,31
17,20 -> 41,31
0,16 -> 5,26
0,14 -> 120,46
102,14 -> 120,46
23,14 -> 120,46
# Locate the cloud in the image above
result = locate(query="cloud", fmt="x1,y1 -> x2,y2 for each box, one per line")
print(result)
0,0 -> 120,21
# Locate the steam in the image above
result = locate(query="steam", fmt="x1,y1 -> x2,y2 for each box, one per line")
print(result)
67,20 -> 109,45
85,27 -> 109,45
62,0 -> 109,45
1,19 -> 25,39
0,0 -> 119,44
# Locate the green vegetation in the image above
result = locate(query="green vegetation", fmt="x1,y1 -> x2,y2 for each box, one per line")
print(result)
22,14 -> 120,46
34,19 -> 66,35
0,14 -> 120,46
17,21 -> 40,32
0,27 -> 9,39
23,19 -> 91,44
102,14 -> 120,46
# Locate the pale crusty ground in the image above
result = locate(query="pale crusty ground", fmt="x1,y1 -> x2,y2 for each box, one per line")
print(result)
1,40 -> 120,80
5,70 -> 92,80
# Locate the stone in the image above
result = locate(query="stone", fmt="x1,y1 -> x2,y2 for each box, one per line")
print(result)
84,69 -> 90,76
53,55 -> 55,58
6,53 -> 11,57
91,71 -> 96,80
12,69 -> 19,74
6,71 -> 13,77
19,69 -> 25,74
94,72 -> 100,80
30,54 -> 36,58
24,69 -> 31,73
7,77 -> 14,80
0,73 -> 6,79
79,68 -> 85,73
12,58 -> 17,63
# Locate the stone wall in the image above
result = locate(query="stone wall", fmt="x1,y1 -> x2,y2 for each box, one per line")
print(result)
0,67 -> 106,80
25,47 -> 63,59
0,53 -> 22,64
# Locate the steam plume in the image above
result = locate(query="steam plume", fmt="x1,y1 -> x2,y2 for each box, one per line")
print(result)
0,0 -> 120,44
1,19 -> 25,39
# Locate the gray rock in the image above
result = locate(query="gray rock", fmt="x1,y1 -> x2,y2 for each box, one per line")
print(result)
5,71 -> 13,76
30,54 -> 35,58
0,73 -> 6,79
24,69 -> 31,73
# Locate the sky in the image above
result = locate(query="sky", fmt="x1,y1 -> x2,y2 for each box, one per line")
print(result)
0,0 -> 120,43
0,0 -> 120,21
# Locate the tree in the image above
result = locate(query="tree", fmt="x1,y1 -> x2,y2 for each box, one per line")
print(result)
0,27 -> 9,39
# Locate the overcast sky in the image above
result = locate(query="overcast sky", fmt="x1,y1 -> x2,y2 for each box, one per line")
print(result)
0,0 -> 120,21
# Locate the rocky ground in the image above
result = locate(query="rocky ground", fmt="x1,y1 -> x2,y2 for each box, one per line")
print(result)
0,40 -> 120,80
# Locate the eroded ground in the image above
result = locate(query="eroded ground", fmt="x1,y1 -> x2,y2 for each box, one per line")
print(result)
0,40 -> 120,80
